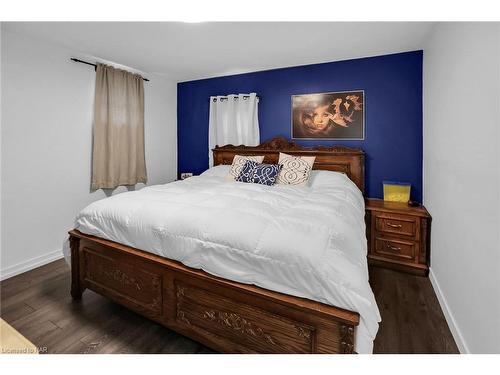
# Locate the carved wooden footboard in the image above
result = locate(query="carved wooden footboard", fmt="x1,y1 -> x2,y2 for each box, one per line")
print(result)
69,230 -> 359,354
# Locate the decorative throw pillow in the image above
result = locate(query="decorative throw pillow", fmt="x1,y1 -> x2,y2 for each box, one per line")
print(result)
226,155 -> 264,180
236,160 -> 283,186
277,152 -> 316,186
235,160 -> 257,183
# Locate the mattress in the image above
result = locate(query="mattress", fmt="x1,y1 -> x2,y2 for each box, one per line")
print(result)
65,165 -> 381,353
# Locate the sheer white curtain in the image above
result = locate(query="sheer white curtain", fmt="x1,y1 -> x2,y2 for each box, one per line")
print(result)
208,93 -> 260,166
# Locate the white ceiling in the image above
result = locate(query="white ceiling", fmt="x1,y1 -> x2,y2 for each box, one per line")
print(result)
2,22 -> 436,82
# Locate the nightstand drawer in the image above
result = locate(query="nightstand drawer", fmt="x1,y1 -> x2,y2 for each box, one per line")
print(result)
374,237 -> 416,261
375,214 -> 417,238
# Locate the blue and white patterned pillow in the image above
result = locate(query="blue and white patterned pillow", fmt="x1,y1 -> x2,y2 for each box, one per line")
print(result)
226,155 -> 264,180
235,160 -> 257,183
236,160 -> 282,186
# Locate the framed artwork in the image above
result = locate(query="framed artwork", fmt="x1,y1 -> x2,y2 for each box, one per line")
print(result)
291,90 -> 365,140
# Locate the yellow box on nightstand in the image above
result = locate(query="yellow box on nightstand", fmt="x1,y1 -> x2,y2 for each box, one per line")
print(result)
383,181 -> 411,203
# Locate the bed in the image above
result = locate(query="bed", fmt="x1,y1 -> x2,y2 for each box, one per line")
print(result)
66,136 -> 380,353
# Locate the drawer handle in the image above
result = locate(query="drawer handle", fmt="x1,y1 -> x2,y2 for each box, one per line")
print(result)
386,222 -> 403,229
386,243 -> 401,252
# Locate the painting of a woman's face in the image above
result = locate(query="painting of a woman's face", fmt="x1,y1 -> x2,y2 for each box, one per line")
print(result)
312,104 -> 333,127
292,91 -> 364,139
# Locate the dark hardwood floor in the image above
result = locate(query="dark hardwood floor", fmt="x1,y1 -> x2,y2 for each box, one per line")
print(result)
0,259 -> 458,354
369,267 -> 458,353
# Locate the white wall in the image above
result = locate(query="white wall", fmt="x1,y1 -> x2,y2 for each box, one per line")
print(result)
0,29 -> 177,279
0,25 -> 3,269
424,23 -> 500,353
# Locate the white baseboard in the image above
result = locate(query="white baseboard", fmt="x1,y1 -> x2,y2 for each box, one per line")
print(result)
429,268 -> 469,353
0,249 -> 64,281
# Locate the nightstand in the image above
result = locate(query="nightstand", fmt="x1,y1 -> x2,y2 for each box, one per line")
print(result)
365,198 -> 431,276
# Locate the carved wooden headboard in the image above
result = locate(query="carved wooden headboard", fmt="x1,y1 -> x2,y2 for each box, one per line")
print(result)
213,136 -> 365,193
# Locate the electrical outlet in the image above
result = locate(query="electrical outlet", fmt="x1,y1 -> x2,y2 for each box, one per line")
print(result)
180,172 -> 193,180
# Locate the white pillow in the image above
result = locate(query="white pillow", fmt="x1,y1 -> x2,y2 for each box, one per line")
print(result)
308,169 -> 349,188
226,155 -> 265,180
277,152 -> 316,186
200,165 -> 231,178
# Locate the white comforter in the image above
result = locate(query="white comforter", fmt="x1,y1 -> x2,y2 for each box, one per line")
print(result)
71,166 -> 381,353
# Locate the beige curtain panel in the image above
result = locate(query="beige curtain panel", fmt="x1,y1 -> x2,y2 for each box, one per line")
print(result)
91,63 -> 147,190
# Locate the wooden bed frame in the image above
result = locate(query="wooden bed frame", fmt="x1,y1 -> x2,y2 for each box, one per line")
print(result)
69,136 -> 365,353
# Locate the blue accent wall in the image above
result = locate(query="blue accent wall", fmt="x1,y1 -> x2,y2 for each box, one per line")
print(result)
177,51 -> 423,201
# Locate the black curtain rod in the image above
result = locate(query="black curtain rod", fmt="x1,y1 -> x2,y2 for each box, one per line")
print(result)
70,58 -> 150,82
